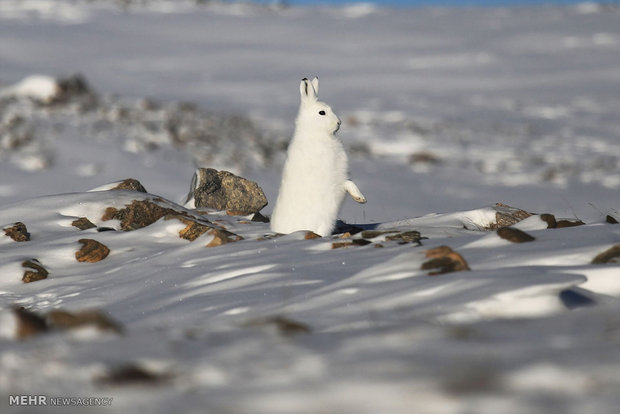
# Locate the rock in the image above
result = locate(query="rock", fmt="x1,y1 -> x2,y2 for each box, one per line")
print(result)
421,246 -> 470,275
96,363 -> 171,387
22,259 -> 48,283
556,219 -> 585,228
13,307 -> 49,340
245,316 -> 312,337
540,213 -> 557,229
110,178 -> 147,193
190,168 -> 267,214
52,74 -> 96,104
47,309 -> 123,333
606,215 -> 618,224
3,222 -> 30,242
496,227 -> 536,243
72,217 -> 97,230
205,228 -> 243,248
251,212 -> 270,223
591,244 -> 620,264
164,214 -> 211,241
304,231 -> 321,240
385,231 -> 423,244
487,203 -> 534,229
331,239 -> 372,249
75,239 -> 111,263
101,199 -> 180,231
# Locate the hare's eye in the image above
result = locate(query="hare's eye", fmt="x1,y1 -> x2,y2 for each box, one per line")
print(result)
318,110 -> 326,116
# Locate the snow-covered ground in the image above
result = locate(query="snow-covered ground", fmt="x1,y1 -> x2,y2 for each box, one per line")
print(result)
1,1 -> 619,413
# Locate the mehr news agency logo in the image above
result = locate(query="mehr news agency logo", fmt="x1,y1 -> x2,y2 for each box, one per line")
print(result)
9,395 -> 113,407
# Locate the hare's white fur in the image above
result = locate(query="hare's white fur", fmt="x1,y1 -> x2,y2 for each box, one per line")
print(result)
270,77 -> 366,237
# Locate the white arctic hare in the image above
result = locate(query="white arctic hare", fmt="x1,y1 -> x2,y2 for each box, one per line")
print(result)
270,77 -> 366,237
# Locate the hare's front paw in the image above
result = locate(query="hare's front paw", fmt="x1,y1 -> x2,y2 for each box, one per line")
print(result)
344,180 -> 366,204
353,194 -> 367,204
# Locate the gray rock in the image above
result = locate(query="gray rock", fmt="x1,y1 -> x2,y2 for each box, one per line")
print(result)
188,168 -> 267,215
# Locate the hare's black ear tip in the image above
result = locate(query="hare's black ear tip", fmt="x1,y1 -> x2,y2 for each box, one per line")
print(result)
302,77 -> 308,82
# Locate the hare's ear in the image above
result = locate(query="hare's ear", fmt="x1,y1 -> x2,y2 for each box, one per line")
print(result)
311,77 -> 319,96
299,77 -> 318,103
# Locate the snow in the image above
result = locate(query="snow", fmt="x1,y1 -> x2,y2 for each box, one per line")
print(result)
1,1 -> 620,413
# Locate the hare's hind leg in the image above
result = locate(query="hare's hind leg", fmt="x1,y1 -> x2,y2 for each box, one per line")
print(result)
344,180 -> 366,204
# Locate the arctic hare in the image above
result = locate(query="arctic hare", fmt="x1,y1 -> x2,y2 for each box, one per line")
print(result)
270,77 -> 366,237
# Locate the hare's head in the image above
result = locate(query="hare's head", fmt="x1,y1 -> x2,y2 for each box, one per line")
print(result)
296,77 -> 341,135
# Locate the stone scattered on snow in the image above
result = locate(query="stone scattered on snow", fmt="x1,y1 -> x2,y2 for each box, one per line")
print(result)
109,178 -> 148,193
591,244 -> 620,264
12,307 -> 123,340
71,217 -> 97,230
96,363 -> 172,387
497,227 -> 536,243
3,221 -> 30,242
13,307 -> 49,340
421,246 -> 470,275
21,259 -> 48,283
75,238 -> 111,263
487,203 -> 534,230
187,168 -> 268,215
46,309 -> 123,334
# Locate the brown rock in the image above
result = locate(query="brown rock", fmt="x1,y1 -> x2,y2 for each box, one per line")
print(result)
47,309 -> 123,333
422,246 -> 470,275
385,231 -> 422,244
72,217 -> 97,230
540,214 -> 557,229
76,239 -> 110,263
304,231 -> 321,240
206,228 -> 243,248
22,259 -> 48,283
102,199 -> 180,231
488,203 -> 534,229
164,214 -> 211,241
592,244 -> 620,264
331,239 -> 372,249
556,219 -> 585,228
245,316 -> 312,337
191,168 -> 267,215
497,227 -> 536,243
3,222 -> 30,242
110,178 -> 147,193
96,363 -> 171,387
13,307 -> 49,340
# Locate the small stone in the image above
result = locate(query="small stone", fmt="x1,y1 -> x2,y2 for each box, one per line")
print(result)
13,307 -> 49,340
22,259 -> 48,283
421,246 -> 470,275
72,217 -> 97,230
163,214 -> 214,242
102,199 -> 179,231
110,178 -> 147,193
606,215 -> 618,224
190,168 -> 267,215
556,219 -> 585,228
246,316 -> 312,337
206,228 -> 243,248
331,239 -> 372,249
304,231 -> 321,240
591,244 -> 620,264
540,213 -> 557,229
96,363 -> 171,387
76,239 -> 110,263
3,222 -> 30,242
487,203 -> 534,229
251,212 -> 270,223
47,309 -> 123,333
496,227 -> 536,243
385,231 -> 422,244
